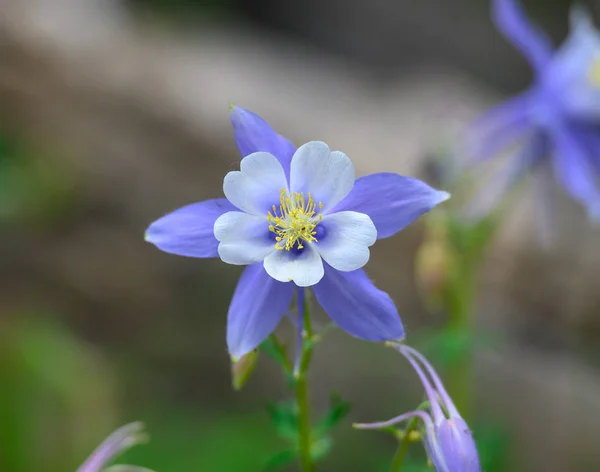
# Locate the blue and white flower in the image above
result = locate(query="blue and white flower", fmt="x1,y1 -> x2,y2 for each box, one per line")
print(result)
465,0 -> 600,222
355,343 -> 482,472
146,106 -> 449,358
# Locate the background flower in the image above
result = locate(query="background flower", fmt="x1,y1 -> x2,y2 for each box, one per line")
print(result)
464,0 -> 600,223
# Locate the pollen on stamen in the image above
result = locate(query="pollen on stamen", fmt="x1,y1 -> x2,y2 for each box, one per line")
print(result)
267,188 -> 324,251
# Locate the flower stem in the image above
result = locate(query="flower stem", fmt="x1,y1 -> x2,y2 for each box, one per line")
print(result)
390,417 -> 418,472
445,260 -> 476,421
296,375 -> 313,472
295,287 -> 315,472
294,287 -> 315,472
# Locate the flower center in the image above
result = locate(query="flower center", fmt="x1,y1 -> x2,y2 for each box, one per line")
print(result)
267,188 -> 323,251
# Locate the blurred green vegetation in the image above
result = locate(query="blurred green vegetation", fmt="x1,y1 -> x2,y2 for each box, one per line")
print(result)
0,135 -> 76,229
0,310 -> 404,472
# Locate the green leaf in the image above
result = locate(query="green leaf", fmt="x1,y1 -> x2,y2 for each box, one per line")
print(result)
262,450 -> 297,471
310,436 -> 332,462
260,337 -> 292,372
265,401 -> 298,441
260,336 -> 296,389
315,392 -> 351,436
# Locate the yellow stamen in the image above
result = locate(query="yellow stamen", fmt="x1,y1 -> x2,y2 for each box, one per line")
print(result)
267,188 -> 323,251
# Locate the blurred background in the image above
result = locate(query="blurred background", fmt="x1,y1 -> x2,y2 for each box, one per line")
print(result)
1,0 -> 600,471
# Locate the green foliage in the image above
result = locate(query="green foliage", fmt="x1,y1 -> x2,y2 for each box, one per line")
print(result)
119,410 -> 275,472
264,389 -> 351,469
314,392 -> 351,437
260,336 -> 292,373
0,314 -> 118,472
475,423 -> 511,472
263,449 -> 298,470
445,213 -> 498,264
260,335 -> 295,387
266,400 -> 299,442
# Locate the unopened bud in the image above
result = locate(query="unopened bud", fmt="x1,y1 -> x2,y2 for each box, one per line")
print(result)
415,217 -> 454,312
231,349 -> 259,391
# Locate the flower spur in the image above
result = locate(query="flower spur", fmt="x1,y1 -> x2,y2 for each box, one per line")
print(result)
354,343 -> 482,472
77,422 -> 153,472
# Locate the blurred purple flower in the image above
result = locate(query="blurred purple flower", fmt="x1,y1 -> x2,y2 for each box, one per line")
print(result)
145,105 -> 449,358
465,0 -> 600,222
355,343 -> 482,472
77,422 -> 153,472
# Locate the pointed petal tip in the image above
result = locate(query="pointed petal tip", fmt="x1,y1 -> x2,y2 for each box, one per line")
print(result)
229,103 -> 248,122
435,190 -> 451,204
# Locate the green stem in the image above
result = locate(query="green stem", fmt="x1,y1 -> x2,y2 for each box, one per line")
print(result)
268,333 -> 293,374
390,417 -> 419,472
296,288 -> 315,472
448,269 -> 472,416
296,375 -> 313,472
444,247 -> 481,422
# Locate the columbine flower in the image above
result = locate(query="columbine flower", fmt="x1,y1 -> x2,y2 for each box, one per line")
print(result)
464,0 -> 600,222
77,422 -> 153,472
354,343 -> 481,472
145,105 -> 449,358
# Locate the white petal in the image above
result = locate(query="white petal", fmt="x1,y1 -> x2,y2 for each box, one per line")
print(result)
315,211 -> 376,272
214,211 -> 275,265
223,152 -> 288,216
263,244 -> 324,287
290,141 -> 355,212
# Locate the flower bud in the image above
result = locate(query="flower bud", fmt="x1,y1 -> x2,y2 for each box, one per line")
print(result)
231,349 -> 259,391
434,417 -> 482,471
415,216 -> 455,313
